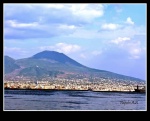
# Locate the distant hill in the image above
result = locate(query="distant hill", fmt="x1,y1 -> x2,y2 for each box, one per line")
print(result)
4,50 -> 144,82
4,56 -> 20,74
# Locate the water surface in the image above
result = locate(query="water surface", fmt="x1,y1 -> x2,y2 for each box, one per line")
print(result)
4,90 -> 146,111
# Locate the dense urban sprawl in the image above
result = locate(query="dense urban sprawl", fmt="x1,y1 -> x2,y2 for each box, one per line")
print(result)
4,76 -> 145,92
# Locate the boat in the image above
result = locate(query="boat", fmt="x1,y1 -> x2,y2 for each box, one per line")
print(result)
134,85 -> 145,93
134,88 -> 145,93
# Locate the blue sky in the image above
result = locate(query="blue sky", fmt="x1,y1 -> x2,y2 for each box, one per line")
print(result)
4,3 -> 146,80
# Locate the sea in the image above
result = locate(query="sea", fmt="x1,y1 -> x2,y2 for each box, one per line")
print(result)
4,89 -> 146,111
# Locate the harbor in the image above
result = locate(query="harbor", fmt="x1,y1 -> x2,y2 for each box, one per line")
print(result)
4,80 -> 146,93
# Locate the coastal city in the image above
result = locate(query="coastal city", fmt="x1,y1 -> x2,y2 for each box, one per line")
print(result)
4,76 -> 146,92
4,4 -> 146,111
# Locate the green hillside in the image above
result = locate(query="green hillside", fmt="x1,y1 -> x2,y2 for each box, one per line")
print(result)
4,51 -> 144,82
4,56 -> 20,74
18,66 -> 64,78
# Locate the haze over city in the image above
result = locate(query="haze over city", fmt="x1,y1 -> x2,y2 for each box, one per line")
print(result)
4,3 -> 146,80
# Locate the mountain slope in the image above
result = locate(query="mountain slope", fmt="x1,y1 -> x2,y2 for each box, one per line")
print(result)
31,50 -> 85,67
4,51 -> 144,82
4,56 -> 20,74
19,66 -> 64,78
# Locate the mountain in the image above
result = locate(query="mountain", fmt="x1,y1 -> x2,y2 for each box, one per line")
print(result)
4,56 -> 20,74
31,50 -> 85,67
19,66 -> 64,78
4,50 -> 144,82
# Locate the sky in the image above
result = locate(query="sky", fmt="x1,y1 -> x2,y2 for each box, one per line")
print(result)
4,3 -> 146,80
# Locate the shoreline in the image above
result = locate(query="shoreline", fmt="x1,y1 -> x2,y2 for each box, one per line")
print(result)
4,88 -> 145,93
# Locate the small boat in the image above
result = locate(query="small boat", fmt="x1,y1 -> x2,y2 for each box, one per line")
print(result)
134,88 -> 145,93
134,85 -> 145,93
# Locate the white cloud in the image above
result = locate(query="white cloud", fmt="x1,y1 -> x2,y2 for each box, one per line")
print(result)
58,24 -> 77,30
5,4 -> 104,23
69,4 -> 104,20
6,20 -> 38,28
80,53 -> 87,59
111,37 -> 130,44
92,50 -> 102,56
67,25 -> 146,42
101,23 -> 119,30
4,46 -> 29,59
110,36 -> 145,60
130,48 -> 141,55
55,43 -> 81,54
126,17 -> 134,25
129,48 -> 141,59
116,8 -> 122,13
4,20 -> 79,38
4,46 -> 21,52
4,4 -> 105,39
127,41 -> 143,59
33,3 -> 104,19
42,4 -> 64,9
40,43 -> 81,54
67,29 -> 99,39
